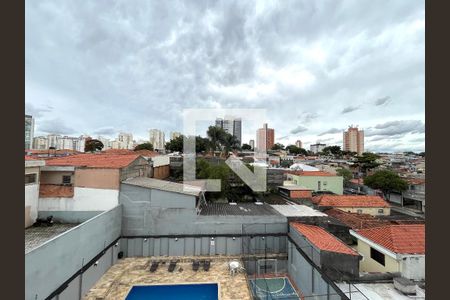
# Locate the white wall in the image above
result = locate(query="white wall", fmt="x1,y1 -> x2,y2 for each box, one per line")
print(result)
38,187 -> 119,211
400,255 -> 425,281
25,184 -> 39,226
152,155 -> 170,167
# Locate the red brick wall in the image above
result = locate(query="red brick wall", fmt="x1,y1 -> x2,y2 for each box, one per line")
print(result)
290,190 -> 312,199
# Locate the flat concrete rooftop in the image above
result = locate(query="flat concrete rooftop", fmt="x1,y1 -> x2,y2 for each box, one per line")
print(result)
199,202 -> 281,216
25,224 -> 78,253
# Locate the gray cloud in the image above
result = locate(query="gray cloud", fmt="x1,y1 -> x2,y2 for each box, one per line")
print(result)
366,120 -> 425,137
38,119 -> 76,135
318,128 -> 343,136
25,102 -> 53,118
25,0 -> 424,152
290,125 -> 308,134
93,126 -> 116,136
374,96 -> 391,106
341,106 -> 361,114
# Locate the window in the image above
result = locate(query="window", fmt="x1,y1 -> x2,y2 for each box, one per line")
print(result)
323,181 -> 328,186
62,175 -> 71,184
357,209 -> 363,214
318,181 -> 321,190
25,173 -> 37,184
378,209 -> 384,214
370,247 -> 385,266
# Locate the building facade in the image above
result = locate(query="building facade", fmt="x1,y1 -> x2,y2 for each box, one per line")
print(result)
256,123 -> 275,151
170,131 -> 181,140
295,140 -> 303,148
149,129 -> 166,150
249,139 -> 255,150
343,126 -> 364,155
215,117 -> 242,146
33,136 -> 48,150
25,115 -> 35,149
286,171 -> 344,195
310,143 -> 326,154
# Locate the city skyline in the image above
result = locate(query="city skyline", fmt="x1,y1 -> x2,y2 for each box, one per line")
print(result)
25,1 -> 424,152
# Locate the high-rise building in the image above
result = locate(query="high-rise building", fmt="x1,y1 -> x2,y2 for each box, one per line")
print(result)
47,134 -> 61,149
117,132 -> 134,149
215,116 -> 242,145
256,123 -> 275,151
295,140 -> 303,148
343,126 -> 364,155
149,129 -> 165,150
249,139 -> 255,150
33,136 -> 48,150
170,131 -> 182,140
25,115 -> 34,149
310,143 -> 326,154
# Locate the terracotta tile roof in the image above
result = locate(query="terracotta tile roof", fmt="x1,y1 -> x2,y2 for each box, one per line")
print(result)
290,222 -> 359,256
45,153 -> 142,169
407,178 -> 425,185
285,170 -> 335,177
312,195 -> 390,208
349,178 -> 364,185
102,149 -> 160,157
325,208 -> 388,229
39,184 -> 74,198
355,224 -> 425,254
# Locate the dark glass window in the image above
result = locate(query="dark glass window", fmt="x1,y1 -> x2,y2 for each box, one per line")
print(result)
25,173 -> 37,184
62,175 -> 71,184
370,247 -> 385,266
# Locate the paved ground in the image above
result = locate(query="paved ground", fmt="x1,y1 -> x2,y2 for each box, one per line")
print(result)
85,256 -> 252,300
25,223 -> 77,253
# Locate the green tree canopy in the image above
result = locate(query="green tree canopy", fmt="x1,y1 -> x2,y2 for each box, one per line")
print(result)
165,136 -> 183,152
84,138 -> 104,152
134,142 -> 154,151
271,143 -> 285,151
242,143 -> 252,150
285,145 -> 308,156
364,170 -> 408,196
206,126 -> 227,151
336,168 -> 353,185
355,152 -> 381,173
321,145 -> 342,157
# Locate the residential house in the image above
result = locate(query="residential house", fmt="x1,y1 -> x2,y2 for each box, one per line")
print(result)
350,224 -> 425,281
25,156 -> 45,228
289,222 -> 361,280
312,195 -> 391,216
278,185 -> 313,202
38,153 -> 150,212
285,170 -> 344,195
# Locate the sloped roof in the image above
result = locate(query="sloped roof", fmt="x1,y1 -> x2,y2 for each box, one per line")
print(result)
290,222 -> 359,256
122,177 -> 203,196
312,195 -> 390,208
355,224 -> 425,254
286,170 -> 336,177
45,153 -> 143,169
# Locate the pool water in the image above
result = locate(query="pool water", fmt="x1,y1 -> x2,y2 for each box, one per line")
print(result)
125,283 -> 219,300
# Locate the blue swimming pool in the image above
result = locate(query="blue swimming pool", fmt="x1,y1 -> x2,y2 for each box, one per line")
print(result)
125,283 -> 219,300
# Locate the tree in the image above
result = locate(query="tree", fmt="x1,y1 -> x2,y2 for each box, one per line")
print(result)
271,143 -> 285,151
364,170 -> 408,197
355,152 -> 381,173
321,145 -> 342,157
84,138 -> 104,152
242,143 -> 252,150
134,142 -> 154,151
206,126 -> 227,152
221,133 -> 240,155
165,136 -> 183,152
336,168 -> 353,186
286,145 -> 307,156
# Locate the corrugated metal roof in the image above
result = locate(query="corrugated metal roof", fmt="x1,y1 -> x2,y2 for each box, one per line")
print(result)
122,177 -> 203,196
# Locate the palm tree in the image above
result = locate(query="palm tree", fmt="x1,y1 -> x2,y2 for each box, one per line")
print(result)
206,126 -> 226,154
221,134 -> 240,157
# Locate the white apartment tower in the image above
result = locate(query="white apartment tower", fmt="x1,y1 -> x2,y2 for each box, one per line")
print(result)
149,129 -> 165,150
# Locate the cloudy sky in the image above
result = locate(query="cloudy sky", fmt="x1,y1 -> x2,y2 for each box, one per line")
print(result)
25,0 -> 425,152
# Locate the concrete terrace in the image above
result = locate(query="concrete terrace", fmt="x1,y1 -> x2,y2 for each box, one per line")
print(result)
85,256 -> 252,300
25,223 -> 78,253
